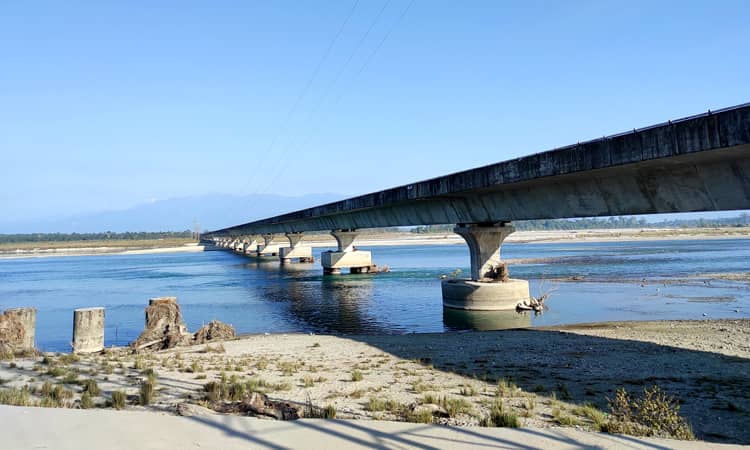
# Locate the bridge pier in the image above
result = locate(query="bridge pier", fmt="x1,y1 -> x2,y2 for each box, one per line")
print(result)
321,229 -> 373,275
442,223 -> 530,310
255,234 -> 284,258
243,238 -> 258,255
279,233 -> 313,264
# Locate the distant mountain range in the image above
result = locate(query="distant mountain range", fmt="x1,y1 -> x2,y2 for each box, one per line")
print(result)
0,193 -> 343,234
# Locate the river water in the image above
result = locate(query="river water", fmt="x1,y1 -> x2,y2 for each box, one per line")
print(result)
1,239 -> 748,351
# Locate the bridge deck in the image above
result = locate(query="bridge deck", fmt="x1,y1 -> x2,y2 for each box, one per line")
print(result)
206,104 -> 750,237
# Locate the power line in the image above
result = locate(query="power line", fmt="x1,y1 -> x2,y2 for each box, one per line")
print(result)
238,0 -> 361,206
253,0 -> 405,202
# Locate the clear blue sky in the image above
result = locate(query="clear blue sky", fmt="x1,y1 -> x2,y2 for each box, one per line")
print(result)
2,1 -> 749,222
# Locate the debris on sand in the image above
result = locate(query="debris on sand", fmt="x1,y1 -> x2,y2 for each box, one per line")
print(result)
193,320 -> 236,344
210,391 -> 303,420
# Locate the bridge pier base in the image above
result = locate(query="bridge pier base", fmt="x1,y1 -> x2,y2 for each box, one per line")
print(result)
280,233 -> 314,264
442,223 -> 530,310
247,239 -> 258,256
321,230 -> 373,275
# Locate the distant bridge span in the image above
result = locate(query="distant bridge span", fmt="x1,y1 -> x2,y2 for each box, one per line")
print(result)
204,104 -> 750,310
205,103 -> 750,237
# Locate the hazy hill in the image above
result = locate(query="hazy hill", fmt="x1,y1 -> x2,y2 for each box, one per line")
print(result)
0,193 -> 342,234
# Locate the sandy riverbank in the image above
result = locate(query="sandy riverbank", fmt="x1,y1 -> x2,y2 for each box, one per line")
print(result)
2,227 -> 748,259
1,319 -> 748,443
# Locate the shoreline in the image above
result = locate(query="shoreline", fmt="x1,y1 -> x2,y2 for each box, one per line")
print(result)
1,318 -> 748,443
2,227 -> 749,260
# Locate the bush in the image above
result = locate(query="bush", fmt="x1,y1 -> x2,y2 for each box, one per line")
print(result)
111,390 -> 127,409
80,391 -> 94,409
0,386 -> 35,406
351,370 -> 363,382
366,397 -> 403,413
139,380 -> 155,405
481,401 -> 520,428
81,379 -> 101,396
605,386 -> 694,440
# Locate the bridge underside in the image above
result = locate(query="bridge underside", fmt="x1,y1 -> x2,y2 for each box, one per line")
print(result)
215,145 -> 750,236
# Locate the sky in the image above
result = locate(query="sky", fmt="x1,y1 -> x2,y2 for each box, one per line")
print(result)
1,1 -> 749,223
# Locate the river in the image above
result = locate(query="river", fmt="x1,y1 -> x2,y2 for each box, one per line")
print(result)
1,238 -> 748,351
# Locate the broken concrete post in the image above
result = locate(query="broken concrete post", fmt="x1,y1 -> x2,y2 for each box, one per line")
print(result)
5,308 -> 36,351
72,307 -> 105,354
132,296 -> 191,350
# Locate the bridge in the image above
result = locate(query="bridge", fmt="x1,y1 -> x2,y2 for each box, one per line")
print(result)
203,103 -> 750,310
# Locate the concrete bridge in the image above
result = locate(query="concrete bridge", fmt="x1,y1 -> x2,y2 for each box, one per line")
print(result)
203,103 -> 750,310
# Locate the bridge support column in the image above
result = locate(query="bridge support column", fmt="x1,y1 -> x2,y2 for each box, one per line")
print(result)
442,223 -> 530,310
255,234 -> 284,258
280,233 -> 313,264
321,229 -> 373,275
243,238 -> 258,255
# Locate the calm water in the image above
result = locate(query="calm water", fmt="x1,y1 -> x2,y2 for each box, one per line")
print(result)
1,239 -> 748,351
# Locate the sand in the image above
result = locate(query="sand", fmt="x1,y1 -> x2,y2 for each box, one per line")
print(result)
1,319 -> 748,444
2,405 -> 741,450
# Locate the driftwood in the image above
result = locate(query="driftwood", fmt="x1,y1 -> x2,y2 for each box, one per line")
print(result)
210,392 -> 303,420
516,294 -> 549,313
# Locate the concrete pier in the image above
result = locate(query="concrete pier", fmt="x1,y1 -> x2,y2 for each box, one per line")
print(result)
279,232 -> 313,263
255,234 -> 285,257
5,308 -> 36,351
441,223 -> 530,310
72,307 -> 105,354
245,239 -> 258,256
321,229 -> 373,274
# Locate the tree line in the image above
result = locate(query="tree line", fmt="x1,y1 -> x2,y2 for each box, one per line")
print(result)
411,213 -> 750,233
0,231 -> 195,244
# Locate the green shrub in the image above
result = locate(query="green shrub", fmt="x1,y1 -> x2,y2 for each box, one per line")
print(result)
111,390 -> 127,409
480,401 -> 520,428
139,380 -> 155,405
80,391 -> 94,409
605,386 -> 694,440
351,370 -> 363,382
0,386 -> 35,406
81,379 -> 101,396
366,397 -> 403,413
404,409 -> 433,424
46,366 -> 65,377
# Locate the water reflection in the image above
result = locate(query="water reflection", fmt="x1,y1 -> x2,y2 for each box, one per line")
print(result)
443,308 -> 531,331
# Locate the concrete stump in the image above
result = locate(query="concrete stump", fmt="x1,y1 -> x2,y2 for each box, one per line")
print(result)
72,307 -> 105,354
5,308 -> 36,351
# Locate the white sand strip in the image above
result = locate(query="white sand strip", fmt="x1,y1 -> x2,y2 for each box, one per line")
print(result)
1,405 -> 737,450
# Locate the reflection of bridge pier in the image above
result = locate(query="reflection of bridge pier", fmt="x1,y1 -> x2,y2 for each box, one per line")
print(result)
204,105 -> 750,311
443,308 -> 531,331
